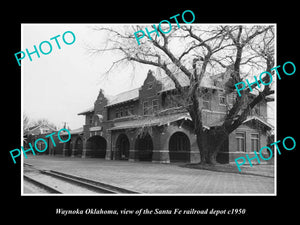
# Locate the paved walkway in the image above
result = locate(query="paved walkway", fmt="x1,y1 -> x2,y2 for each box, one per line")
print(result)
24,155 -> 275,194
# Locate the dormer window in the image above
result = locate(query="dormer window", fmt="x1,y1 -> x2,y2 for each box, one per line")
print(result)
152,99 -> 159,112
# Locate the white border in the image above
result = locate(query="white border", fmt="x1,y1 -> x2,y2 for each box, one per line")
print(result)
21,23 -> 277,197
21,23 -> 24,195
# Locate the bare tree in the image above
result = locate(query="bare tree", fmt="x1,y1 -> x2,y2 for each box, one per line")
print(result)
90,24 -> 275,164
23,113 -> 31,132
32,118 -> 57,130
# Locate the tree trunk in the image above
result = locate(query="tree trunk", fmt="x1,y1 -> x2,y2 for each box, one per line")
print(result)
188,86 -> 229,165
195,128 -> 228,165
195,130 -> 208,164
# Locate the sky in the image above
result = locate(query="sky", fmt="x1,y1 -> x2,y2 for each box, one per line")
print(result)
22,24 -> 275,130
22,24 -> 152,130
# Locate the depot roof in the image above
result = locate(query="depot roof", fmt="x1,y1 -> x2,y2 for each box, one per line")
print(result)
78,69 -> 223,115
206,115 -> 274,130
58,127 -> 83,135
105,88 -> 140,107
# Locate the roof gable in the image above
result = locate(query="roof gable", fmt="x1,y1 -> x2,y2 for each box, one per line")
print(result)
243,116 -> 274,130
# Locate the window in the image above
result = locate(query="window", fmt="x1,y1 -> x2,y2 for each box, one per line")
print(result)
227,93 -> 235,109
143,101 -> 149,115
169,90 -> 181,107
152,99 -> 159,112
124,106 -> 129,116
202,112 -> 207,124
115,108 -> 119,118
148,82 -> 153,89
129,105 -> 134,115
236,132 -> 246,152
251,133 -> 259,152
202,94 -> 210,110
89,115 -> 93,124
203,100 -> 210,110
219,92 -> 226,105
120,107 -> 124,117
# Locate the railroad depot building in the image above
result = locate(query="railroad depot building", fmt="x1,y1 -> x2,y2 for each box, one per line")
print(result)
36,68 -> 274,163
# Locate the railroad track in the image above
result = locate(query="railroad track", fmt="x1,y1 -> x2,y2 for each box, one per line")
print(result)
23,163 -> 139,194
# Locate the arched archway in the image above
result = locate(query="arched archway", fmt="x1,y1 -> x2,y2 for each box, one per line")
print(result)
135,133 -> 153,161
86,135 -> 107,158
116,134 -> 130,160
169,132 -> 191,162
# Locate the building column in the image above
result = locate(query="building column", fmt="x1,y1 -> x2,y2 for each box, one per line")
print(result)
105,132 -> 112,160
46,137 -> 54,156
81,139 -> 87,158
152,150 -> 170,163
128,132 -> 138,162
128,149 -> 138,162
151,127 -> 170,163
62,142 -> 68,157
71,140 -> 77,157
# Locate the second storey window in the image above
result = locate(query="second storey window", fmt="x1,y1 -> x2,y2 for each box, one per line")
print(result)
202,94 -> 210,110
129,105 -> 134,115
227,92 -> 236,109
124,106 -> 129,116
152,99 -> 159,112
120,107 -> 124,117
115,108 -> 119,118
219,91 -> 226,106
143,101 -> 149,115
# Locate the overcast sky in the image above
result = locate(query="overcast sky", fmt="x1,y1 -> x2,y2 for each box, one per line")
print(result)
22,24 -> 152,129
22,24 -> 275,130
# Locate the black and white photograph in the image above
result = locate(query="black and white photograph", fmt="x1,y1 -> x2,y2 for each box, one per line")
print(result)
21,23 -> 276,195
4,4 -> 298,221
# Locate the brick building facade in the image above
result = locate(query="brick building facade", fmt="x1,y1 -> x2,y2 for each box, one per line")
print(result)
35,68 -> 274,164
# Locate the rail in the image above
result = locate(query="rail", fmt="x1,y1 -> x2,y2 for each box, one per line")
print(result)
23,163 -> 139,194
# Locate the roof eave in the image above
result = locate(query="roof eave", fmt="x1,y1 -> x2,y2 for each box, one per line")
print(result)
105,98 -> 139,108
78,110 -> 94,115
243,116 -> 274,130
